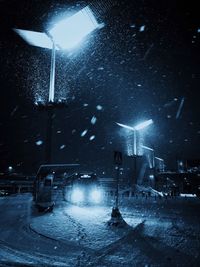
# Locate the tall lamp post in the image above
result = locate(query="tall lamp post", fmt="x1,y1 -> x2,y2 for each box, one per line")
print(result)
141,145 -> 155,168
116,119 -> 153,155
14,6 -> 102,163
155,157 -> 164,172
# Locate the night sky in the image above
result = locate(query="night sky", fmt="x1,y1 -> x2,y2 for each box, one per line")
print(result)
0,0 -> 199,174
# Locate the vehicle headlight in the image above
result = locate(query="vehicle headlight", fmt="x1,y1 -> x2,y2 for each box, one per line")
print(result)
71,188 -> 84,203
90,189 -> 102,203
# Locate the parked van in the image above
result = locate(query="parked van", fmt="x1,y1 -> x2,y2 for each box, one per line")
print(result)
35,174 -> 55,212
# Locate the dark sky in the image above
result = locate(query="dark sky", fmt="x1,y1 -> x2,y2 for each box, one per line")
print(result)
0,0 -> 199,174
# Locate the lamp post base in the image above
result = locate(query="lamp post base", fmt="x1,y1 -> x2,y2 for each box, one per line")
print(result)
107,207 -> 127,227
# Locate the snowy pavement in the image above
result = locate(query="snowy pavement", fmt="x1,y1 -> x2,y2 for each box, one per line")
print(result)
0,193 -> 200,266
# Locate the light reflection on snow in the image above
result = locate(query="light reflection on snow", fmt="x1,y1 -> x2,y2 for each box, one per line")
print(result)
66,205 -> 108,220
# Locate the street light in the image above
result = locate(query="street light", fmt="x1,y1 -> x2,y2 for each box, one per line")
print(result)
14,6 -> 103,163
116,119 -> 153,155
134,119 -> 153,131
14,6 -> 101,103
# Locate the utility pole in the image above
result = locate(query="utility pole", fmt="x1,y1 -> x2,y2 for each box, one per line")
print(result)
115,164 -> 120,209
108,151 -> 126,226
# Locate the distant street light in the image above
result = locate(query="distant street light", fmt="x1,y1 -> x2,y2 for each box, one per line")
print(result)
116,119 -> 153,155
14,6 -> 103,163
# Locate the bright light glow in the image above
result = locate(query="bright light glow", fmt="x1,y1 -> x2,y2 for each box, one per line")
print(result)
71,188 -> 84,203
80,174 -> 91,178
90,189 -> 102,203
14,6 -> 101,51
134,119 -> 153,131
66,205 -> 106,220
116,119 -> 153,132
49,6 -> 99,50
14,29 -> 53,49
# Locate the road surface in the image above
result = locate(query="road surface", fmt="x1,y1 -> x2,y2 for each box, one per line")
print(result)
0,193 -> 200,266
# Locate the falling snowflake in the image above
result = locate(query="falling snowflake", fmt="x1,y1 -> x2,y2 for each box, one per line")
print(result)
176,97 -> 185,119
91,116 -> 97,125
36,140 -> 43,146
60,145 -> 66,150
10,106 -> 19,117
89,135 -> 95,141
81,129 -> 88,137
139,25 -> 145,32
96,105 -> 103,110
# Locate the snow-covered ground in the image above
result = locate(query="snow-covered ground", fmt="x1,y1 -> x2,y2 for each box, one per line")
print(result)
0,193 -> 200,266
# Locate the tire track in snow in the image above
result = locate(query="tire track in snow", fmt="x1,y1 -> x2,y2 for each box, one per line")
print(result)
63,211 -> 94,267
0,229 -> 77,267
63,211 -> 92,245
0,219 -> 88,267
0,239 -> 57,266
